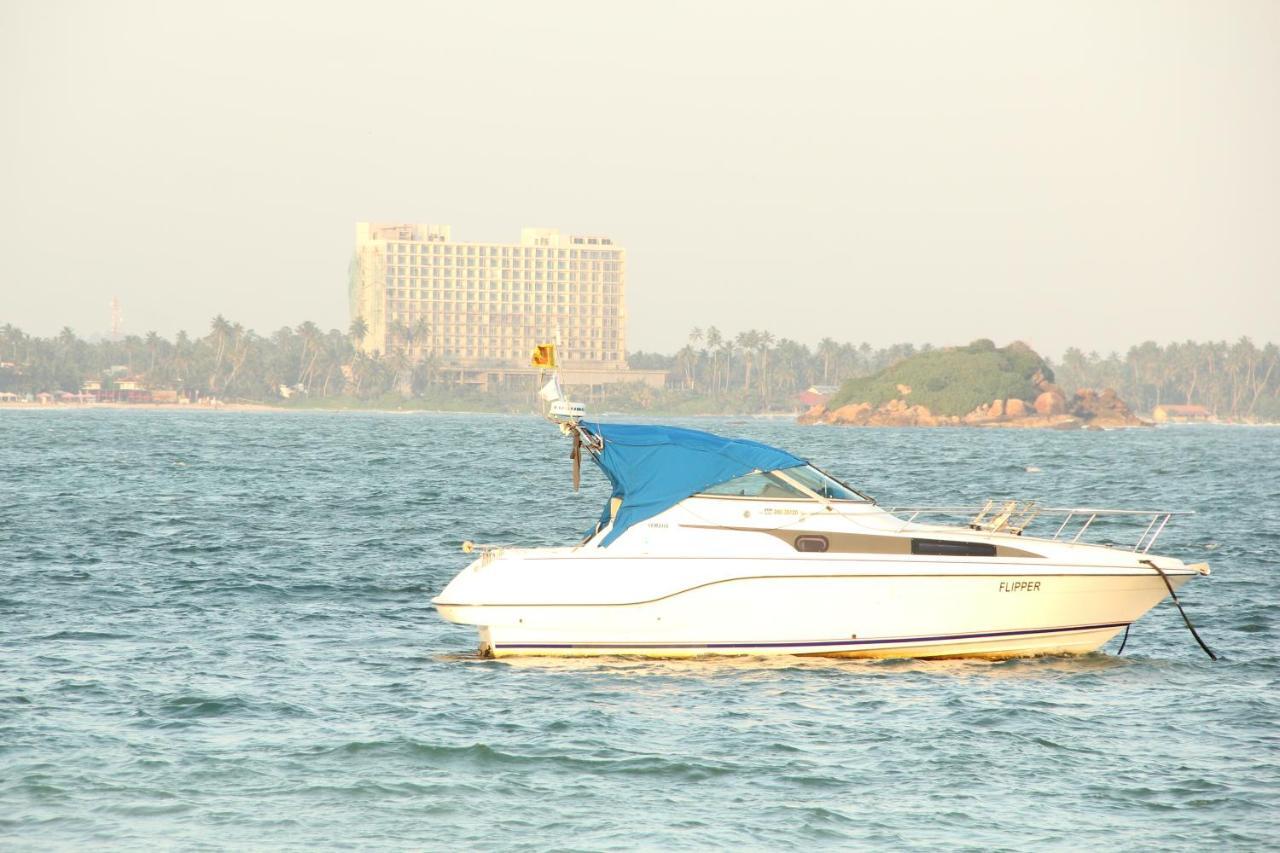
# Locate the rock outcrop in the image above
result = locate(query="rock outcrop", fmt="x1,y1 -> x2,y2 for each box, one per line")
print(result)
1070,388 -> 1145,428
802,386 -> 1148,429
1035,390 -> 1066,416
803,399 -> 945,427
829,402 -> 872,424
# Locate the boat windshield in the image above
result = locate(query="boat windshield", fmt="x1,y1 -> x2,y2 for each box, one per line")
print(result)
698,465 -> 869,501
782,465 -> 868,501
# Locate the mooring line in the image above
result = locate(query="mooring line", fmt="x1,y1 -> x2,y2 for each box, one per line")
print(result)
1141,559 -> 1218,661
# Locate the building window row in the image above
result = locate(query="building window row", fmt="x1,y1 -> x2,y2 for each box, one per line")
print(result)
384,260 -> 621,273
388,243 -> 620,261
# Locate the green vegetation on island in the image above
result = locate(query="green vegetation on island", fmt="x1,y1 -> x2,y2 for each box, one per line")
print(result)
826,340 -> 1051,417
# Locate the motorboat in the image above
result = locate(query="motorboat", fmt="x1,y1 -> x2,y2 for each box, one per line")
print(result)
434,413 -> 1211,659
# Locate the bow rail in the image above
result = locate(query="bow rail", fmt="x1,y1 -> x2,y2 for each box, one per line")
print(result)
884,501 -> 1193,553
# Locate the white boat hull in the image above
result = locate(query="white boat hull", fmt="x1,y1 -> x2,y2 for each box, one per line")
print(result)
436,562 -> 1197,659
434,423 -> 1211,660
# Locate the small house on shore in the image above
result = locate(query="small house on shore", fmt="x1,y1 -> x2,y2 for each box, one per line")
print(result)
795,385 -> 838,409
1152,404 -> 1212,423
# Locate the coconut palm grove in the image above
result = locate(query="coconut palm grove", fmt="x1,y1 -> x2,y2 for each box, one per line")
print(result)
1,318 -> 1278,421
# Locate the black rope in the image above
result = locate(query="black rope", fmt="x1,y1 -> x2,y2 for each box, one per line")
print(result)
1116,623 -> 1130,656
1141,559 -> 1218,661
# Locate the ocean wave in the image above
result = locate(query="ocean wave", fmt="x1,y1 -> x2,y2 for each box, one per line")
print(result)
3,411 -> 1278,849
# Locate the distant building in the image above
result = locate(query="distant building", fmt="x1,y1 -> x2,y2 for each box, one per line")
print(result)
1152,404 -> 1212,423
350,223 -> 663,390
81,377 -> 153,403
116,378 -> 152,403
353,224 -> 612,362
795,385 -> 839,408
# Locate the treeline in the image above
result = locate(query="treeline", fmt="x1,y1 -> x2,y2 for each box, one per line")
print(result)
0,318 -> 429,403
636,330 -> 1280,420
2,319 -> 1278,420
0,320 -> 928,407
1053,340 -> 1280,421
631,328 -> 928,406
637,326 -> 1280,417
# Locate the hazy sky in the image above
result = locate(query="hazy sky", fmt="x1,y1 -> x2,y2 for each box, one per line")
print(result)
3,1 -> 1277,357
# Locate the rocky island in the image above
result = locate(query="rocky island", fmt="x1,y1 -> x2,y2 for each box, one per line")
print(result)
800,340 -> 1146,429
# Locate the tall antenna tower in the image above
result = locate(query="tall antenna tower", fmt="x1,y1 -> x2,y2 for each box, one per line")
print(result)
110,297 -> 123,340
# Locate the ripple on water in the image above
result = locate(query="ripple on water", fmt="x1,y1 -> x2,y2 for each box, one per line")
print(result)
0,412 -> 1277,849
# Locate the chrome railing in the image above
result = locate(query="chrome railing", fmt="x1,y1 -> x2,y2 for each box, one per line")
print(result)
884,501 -> 1193,553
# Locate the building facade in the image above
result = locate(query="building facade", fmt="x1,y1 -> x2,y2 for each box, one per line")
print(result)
351,223 -> 629,370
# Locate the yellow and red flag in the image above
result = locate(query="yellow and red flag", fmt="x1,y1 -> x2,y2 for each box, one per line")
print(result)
530,343 -> 557,369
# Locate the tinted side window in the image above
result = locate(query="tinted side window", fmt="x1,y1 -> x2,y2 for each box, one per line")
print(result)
911,539 -> 997,557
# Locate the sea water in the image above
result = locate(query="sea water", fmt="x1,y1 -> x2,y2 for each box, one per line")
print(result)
1,410 -> 1277,850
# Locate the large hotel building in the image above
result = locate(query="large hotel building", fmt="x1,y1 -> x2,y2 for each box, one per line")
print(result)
350,223 -> 661,388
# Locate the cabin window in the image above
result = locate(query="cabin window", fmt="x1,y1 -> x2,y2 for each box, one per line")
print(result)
699,471 -> 808,499
778,465 -> 869,501
794,535 -> 829,553
911,538 -> 997,557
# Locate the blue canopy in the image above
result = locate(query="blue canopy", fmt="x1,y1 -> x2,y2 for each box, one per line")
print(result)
581,422 -> 805,546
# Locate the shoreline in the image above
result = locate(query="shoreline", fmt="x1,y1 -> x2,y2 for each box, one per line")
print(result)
2,401 -> 1278,426
0,401 -> 285,413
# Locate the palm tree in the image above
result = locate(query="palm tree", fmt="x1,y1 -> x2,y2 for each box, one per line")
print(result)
1227,337 -> 1258,418
121,334 -> 144,374
345,318 -> 369,393
171,330 -> 192,391
144,331 -> 162,376
387,344 -> 412,396
348,317 -> 369,351
718,336 -> 735,393
769,339 -> 805,404
296,321 -> 322,390
320,330 -> 351,396
351,351 -> 371,397
410,316 -> 431,362
2,324 -> 32,364
817,337 -> 839,385
704,326 -> 723,393
53,327 -> 84,392
686,327 -> 705,390
755,331 -> 775,403
736,330 -> 759,391
855,343 -> 875,371
209,315 -> 232,362
675,345 -> 698,390
207,315 -> 233,391
1251,343 -> 1280,417
223,324 -> 253,392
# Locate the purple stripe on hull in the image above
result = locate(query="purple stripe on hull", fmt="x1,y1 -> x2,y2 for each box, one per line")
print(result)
497,621 -> 1130,651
